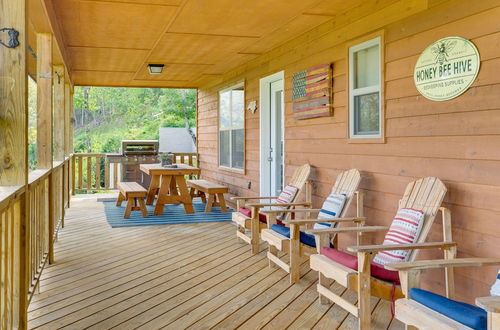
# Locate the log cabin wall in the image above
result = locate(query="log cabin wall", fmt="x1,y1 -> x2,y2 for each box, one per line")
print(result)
196,0 -> 500,303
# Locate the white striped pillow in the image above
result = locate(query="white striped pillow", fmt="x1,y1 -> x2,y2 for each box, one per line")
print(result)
272,185 -> 299,212
491,271 -> 500,296
372,208 -> 425,265
313,193 -> 347,230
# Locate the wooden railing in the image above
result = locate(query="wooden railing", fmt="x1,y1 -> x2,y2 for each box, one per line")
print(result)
172,153 -> 198,167
72,152 -> 199,192
72,153 -> 118,192
0,185 -> 25,329
0,157 -> 72,328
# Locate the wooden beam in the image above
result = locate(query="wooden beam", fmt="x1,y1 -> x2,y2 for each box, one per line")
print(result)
41,0 -> 73,85
64,82 -> 71,156
36,33 -> 53,169
53,65 -> 65,161
0,0 -> 28,186
68,86 -> 74,154
0,1 -> 29,329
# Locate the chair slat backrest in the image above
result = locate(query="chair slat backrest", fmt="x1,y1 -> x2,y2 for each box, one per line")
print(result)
398,177 -> 447,262
276,164 -> 311,220
288,164 -> 312,192
331,169 -> 362,220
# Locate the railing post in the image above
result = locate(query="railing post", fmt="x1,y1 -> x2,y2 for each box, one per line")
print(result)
61,166 -> 65,228
48,172 -> 55,264
86,156 -> 92,190
72,155 -> 76,195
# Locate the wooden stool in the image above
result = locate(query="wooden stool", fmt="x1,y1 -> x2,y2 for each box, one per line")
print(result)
117,182 -> 148,218
186,179 -> 229,212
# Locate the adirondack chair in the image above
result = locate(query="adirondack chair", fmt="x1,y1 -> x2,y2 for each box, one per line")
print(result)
385,258 -> 500,330
306,177 -> 456,330
260,168 -> 363,283
231,164 -> 312,254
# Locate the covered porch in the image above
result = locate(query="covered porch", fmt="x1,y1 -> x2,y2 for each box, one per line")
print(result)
1,0 -> 500,329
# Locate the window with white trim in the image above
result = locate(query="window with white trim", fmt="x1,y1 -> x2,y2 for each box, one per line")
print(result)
349,37 -> 381,138
219,83 -> 244,170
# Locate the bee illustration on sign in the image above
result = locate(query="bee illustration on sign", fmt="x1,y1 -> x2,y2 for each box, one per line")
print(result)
431,39 -> 457,65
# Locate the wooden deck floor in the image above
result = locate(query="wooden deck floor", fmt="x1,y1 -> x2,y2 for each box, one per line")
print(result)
28,195 -> 404,329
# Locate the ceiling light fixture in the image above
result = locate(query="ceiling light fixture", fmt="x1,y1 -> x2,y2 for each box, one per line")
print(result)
148,64 -> 164,75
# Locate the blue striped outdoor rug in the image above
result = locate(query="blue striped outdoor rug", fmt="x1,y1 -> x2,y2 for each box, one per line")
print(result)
102,198 -> 233,228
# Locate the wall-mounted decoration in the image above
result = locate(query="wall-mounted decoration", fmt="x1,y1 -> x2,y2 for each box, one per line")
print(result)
292,63 -> 332,120
414,36 -> 480,101
246,100 -> 257,114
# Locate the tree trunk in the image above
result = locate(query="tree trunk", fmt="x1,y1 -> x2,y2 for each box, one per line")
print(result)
181,89 -> 196,146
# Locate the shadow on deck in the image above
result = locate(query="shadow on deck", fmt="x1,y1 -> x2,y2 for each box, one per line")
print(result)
28,194 -> 403,329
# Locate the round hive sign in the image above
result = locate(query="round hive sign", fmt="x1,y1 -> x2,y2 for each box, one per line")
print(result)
414,36 -> 480,101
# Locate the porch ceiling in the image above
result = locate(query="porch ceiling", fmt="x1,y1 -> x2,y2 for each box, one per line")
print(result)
48,0 -> 365,88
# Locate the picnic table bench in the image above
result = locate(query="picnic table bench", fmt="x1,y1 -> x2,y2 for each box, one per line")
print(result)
187,179 -> 228,212
117,182 -> 148,218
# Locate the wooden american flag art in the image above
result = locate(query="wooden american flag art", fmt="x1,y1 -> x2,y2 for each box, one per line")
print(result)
292,63 -> 332,120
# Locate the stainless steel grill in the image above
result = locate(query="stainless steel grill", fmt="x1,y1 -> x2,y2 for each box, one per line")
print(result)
106,140 -> 159,188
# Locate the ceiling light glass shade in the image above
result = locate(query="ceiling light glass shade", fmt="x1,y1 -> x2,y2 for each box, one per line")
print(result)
148,64 -> 164,75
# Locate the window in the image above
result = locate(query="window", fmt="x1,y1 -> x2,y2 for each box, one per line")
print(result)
219,83 -> 244,170
349,37 -> 382,138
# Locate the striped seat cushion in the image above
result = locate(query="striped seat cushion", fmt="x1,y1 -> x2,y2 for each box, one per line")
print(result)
313,193 -> 347,230
372,208 -> 425,265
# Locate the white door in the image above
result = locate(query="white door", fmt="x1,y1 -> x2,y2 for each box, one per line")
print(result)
260,72 -> 285,197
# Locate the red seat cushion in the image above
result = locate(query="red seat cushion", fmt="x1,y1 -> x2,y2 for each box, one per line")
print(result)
321,247 -> 400,284
238,207 -> 283,225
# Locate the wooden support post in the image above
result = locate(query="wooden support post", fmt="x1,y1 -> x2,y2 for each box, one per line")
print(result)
0,2 -> 28,186
36,33 -> 53,169
68,87 -> 74,154
0,0 -> 29,328
64,83 -> 71,156
53,65 -> 65,161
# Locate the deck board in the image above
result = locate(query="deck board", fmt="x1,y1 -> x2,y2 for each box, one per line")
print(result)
28,195 -> 402,329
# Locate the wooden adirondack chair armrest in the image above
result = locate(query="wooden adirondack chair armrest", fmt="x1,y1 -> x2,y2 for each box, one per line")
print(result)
245,202 -> 312,208
476,296 -> 500,313
261,208 -> 322,214
231,196 -> 278,201
384,258 -> 500,271
305,225 -> 388,235
347,241 -> 457,254
284,217 -> 367,226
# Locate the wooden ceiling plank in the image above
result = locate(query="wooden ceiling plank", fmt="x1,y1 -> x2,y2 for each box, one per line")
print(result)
129,0 -> 189,83
51,0 -> 374,87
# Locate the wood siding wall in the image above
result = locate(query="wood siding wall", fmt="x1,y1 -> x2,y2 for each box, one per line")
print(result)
197,0 -> 500,303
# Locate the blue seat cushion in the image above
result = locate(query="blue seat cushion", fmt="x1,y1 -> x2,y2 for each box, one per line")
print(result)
270,224 -> 316,247
410,288 -> 487,330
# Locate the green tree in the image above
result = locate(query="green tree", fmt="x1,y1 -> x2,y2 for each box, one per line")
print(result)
72,87 -> 197,153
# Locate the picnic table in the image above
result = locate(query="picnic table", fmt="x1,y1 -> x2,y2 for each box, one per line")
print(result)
140,163 -> 201,216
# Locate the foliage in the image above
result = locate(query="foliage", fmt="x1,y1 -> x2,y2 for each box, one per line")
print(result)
27,83 -> 196,170
73,87 -> 196,153
28,76 -> 37,170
